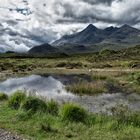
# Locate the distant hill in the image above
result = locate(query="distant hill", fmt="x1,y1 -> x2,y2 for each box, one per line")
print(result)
28,43 -> 60,55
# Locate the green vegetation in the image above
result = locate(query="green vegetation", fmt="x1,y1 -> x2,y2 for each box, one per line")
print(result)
111,104 -> 140,127
66,81 -> 108,95
8,91 -> 26,109
0,93 -> 8,101
22,96 -> 47,113
47,100 -> 59,115
60,103 -> 87,122
0,45 -> 140,139
0,92 -> 140,140
0,46 -> 140,74
124,72 -> 140,93
129,72 -> 140,84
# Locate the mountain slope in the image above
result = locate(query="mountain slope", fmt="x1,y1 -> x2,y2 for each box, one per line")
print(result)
52,24 -> 140,47
28,43 -> 60,55
52,24 -> 103,46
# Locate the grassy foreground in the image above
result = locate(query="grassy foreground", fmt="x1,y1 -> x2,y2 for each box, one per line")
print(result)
0,92 -> 140,140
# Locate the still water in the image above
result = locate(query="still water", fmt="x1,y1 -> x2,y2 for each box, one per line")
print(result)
0,75 -> 140,113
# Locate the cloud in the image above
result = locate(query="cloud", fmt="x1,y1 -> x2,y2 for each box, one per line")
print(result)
0,0 -> 140,52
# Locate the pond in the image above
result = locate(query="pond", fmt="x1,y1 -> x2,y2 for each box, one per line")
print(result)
0,75 -> 140,113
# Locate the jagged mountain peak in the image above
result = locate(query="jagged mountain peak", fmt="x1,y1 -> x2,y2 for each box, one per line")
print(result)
85,24 -> 97,31
52,24 -> 140,47
121,24 -> 132,28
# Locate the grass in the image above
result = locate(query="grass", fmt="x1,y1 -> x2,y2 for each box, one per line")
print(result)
60,103 -> 87,122
0,46 -> 139,74
66,81 -> 108,95
117,72 -> 140,94
8,91 -> 26,109
47,100 -> 59,115
0,93 -> 8,101
0,92 -> 140,140
21,96 -> 48,113
0,44 -> 139,139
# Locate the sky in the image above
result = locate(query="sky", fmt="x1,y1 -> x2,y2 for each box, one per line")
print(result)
0,0 -> 140,52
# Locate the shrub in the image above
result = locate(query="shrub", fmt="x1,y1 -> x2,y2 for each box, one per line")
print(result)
56,62 -> 67,67
56,62 -> 83,69
100,49 -> 116,56
60,103 -> 87,122
22,96 -> 47,113
128,72 -> 140,84
133,73 -> 140,84
8,91 -> 26,109
47,100 -> 59,115
0,92 -> 8,101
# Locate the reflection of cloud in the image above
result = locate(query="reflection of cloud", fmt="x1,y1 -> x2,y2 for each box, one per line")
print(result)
0,75 -> 73,98
0,0 -> 140,52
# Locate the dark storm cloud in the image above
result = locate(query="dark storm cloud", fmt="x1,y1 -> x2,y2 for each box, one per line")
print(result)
81,0 -> 115,5
54,0 -> 140,27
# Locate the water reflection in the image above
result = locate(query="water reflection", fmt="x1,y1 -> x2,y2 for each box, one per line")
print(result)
0,75 -> 74,98
0,75 -> 140,113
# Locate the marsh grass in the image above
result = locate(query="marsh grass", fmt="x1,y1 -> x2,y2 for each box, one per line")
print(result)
60,103 -> 88,122
91,74 -> 108,80
8,91 -> 26,109
111,104 -> 140,127
21,96 -> 47,113
47,100 -> 59,115
129,72 -> 140,84
66,81 -> 108,95
0,92 -> 8,101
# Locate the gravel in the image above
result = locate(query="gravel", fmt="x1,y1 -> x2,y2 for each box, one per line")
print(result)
0,129 -> 25,140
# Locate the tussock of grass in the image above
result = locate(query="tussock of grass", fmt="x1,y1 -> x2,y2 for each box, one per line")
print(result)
60,103 -> 87,122
129,72 -> 140,84
66,81 -> 108,95
47,100 -> 59,115
8,91 -> 26,109
0,92 -> 8,101
21,96 -> 47,113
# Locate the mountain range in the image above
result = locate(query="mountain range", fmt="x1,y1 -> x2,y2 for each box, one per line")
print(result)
52,24 -> 140,46
29,24 -> 140,55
